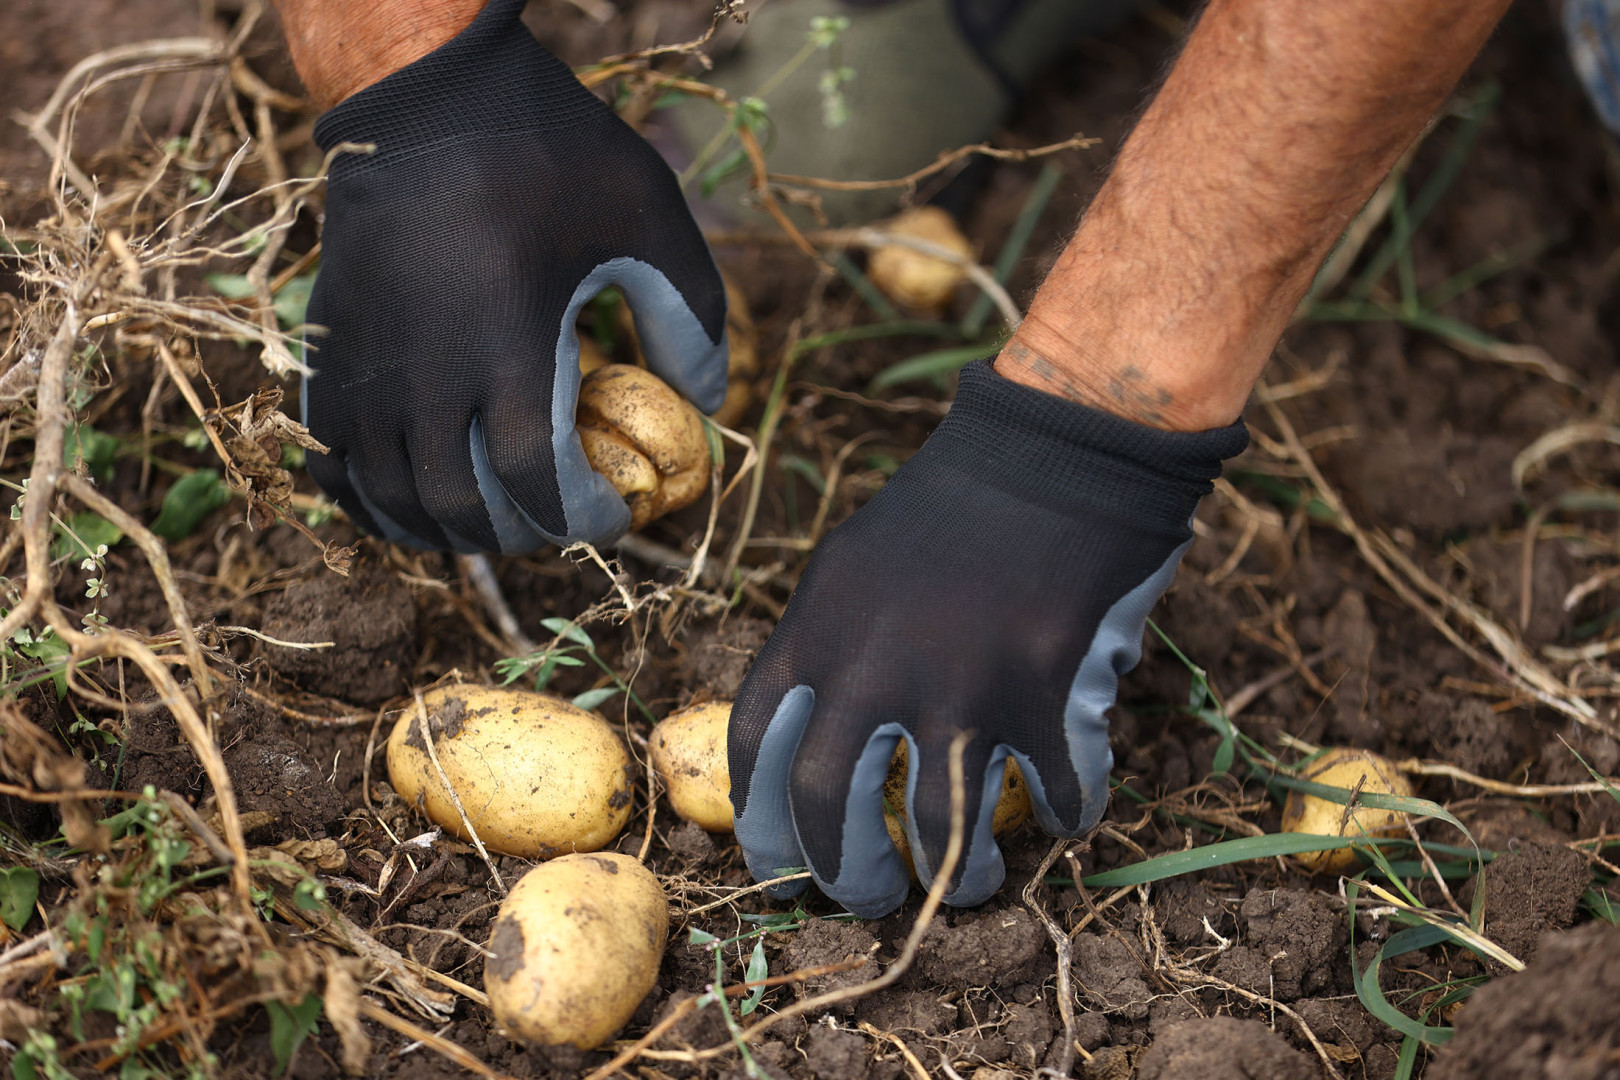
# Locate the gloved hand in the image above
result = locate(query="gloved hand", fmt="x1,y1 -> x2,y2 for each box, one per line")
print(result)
728,360 -> 1247,917
303,0 -> 729,553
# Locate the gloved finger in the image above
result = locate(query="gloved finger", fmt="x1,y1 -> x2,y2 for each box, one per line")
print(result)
903,731 -> 1004,908
1016,539 -> 1190,837
478,337 -> 631,547
341,435 -> 456,551
730,679 -> 815,902
606,240 -> 729,415
303,443 -> 386,539
407,405 -> 501,552
786,708 -> 913,919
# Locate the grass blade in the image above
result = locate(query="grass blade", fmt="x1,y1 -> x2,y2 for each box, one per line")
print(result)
868,340 -> 1001,391
961,162 -> 1062,338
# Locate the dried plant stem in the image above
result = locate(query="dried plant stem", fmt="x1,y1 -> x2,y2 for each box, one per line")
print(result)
1260,390 -> 1609,736
413,691 -> 507,894
1023,839 -> 1079,1078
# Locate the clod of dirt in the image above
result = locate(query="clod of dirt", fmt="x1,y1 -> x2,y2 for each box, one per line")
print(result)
222,735 -> 344,835
664,820 -> 716,864
1081,1046 -> 1136,1080
1481,842 -> 1591,972
1429,921 -> 1620,1080
855,989 -> 958,1037
999,1001 -> 1055,1069
259,564 -> 416,706
801,1025 -> 870,1080
1456,803 -> 1572,851
1237,888 -> 1347,1000
683,617 -> 772,698
1292,997 -> 1387,1060
1155,876 -> 1237,946
1073,933 -> 1151,1019
1135,1016 -> 1317,1080
916,907 -> 1049,988
780,918 -> 879,1013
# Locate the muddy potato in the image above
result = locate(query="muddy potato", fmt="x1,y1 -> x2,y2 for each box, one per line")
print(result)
883,742 -> 1032,876
576,364 -> 711,530
386,686 -> 632,859
867,206 -> 975,314
486,853 -> 669,1048
649,701 -> 733,832
1280,747 -> 1413,874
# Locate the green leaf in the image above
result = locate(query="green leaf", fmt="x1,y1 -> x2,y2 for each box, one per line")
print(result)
266,994 -> 322,1076
571,686 -> 620,711
205,272 -> 256,300
688,928 -> 718,946
739,937 -> 769,1016
272,272 -> 317,329
1080,832 -> 1386,889
540,617 -> 594,647
64,424 -> 121,483
869,341 -> 1000,392
1562,740 -> 1620,805
150,469 -> 232,541
1265,773 -> 1473,837
0,866 -> 40,931
51,512 -> 123,562
1350,917 -> 1456,1045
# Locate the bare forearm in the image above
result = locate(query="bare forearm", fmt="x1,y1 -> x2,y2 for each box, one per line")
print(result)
274,0 -> 484,108
998,0 -> 1512,431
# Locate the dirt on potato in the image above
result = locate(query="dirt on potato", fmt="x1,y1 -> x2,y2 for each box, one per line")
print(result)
4,1 -> 1620,1079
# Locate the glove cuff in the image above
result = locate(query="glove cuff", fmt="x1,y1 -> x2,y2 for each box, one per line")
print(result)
313,0 -> 604,172
934,358 -> 1248,523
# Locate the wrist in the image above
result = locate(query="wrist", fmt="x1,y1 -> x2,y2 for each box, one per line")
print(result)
276,0 -> 487,108
995,312 -> 1261,434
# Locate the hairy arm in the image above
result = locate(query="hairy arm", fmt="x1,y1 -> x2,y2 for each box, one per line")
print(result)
997,0 -> 1513,431
273,0 -> 484,107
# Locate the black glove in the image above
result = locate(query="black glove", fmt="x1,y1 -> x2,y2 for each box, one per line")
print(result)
729,360 -> 1247,917
303,0 -> 729,553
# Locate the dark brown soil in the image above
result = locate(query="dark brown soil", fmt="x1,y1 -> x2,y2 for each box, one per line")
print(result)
5,1 -> 1620,1078
260,563 -> 419,706
1429,921 -> 1620,1080
1135,1017 -> 1318,1080
1480,842 -> 1593,972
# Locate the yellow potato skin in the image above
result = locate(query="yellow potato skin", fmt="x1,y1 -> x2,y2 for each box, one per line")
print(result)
867,206 -> 975,314
1280,747 -> 1414,874
485,853 -> 669,1049
386,687 -> 633,859
576,364 -> 710,530
613,272 -> 760,429
649,702 -> 733,832
883,743 -> 1032,877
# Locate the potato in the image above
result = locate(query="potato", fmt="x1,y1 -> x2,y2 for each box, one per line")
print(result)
649,701 -> 733,832
1280,747 -> 1413,874
712,273 -> 760,428
386,686 -> 633,859
577,334 -> 611,376
647,703 -> 1033,867
883,741 -> 1032,876
486,853 -> 669,1048
576,364 -> 711,530
614,271 -> 761,428
867,206 -> 975,314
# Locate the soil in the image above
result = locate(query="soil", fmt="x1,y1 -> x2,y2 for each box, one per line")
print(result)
1134,1017 -> 1317,1080
4,0 -> 1620,1078
1428,921 -> 1620,1080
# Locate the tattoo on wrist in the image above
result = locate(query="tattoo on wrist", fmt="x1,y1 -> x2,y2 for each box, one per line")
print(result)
999,340 -> 1175,427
